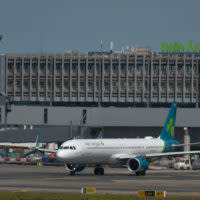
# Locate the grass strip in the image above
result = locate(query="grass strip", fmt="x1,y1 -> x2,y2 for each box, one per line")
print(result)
0,192 -> 200,200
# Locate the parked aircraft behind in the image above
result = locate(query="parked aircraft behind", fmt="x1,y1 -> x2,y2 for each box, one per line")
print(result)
33,103 -> 200,176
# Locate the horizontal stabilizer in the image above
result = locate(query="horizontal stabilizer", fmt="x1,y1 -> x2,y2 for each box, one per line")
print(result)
172,142 -> 200,148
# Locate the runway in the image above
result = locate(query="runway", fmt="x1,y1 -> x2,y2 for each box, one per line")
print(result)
0,164 -> 200,196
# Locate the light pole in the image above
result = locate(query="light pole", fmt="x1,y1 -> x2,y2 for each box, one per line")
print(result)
98,55 -> 101,107
0,35 -> 12,130
0,35 -> 2,94
49,56 -> 53,106
0,35 -> 2,85
0,35 -> 4,128
183,127 -> 190,160
4,97 -> 8,130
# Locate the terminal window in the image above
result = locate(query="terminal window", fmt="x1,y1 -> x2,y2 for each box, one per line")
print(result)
82,109 -> 87,124
0,108 -> 1,123
44,108 -> 48,124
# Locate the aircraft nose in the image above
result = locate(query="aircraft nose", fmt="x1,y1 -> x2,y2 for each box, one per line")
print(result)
56,150 -> 66,161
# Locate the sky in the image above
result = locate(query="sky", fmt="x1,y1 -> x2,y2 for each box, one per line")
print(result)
0,0 -> 200,54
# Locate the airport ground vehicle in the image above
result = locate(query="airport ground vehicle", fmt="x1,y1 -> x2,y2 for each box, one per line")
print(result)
174,158 -> 192,170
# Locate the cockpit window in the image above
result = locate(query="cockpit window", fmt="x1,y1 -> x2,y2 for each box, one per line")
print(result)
60,146 -> 76,150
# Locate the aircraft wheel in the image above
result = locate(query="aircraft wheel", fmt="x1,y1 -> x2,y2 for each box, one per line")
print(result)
99,167 -> 104,175
69,171 -> 75,176
94,167 -> 104,175
135,171 -> 141,176
140,171 -> 146,176
94,168 -> 99,175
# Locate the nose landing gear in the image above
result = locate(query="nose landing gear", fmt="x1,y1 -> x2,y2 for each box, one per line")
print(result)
69,168 -> 77,176
94,167 -> 104,175
69,171 -> 76,176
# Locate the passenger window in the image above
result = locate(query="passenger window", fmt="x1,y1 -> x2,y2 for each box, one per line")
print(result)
70,146 -> 73,150
73,146 -> 76,150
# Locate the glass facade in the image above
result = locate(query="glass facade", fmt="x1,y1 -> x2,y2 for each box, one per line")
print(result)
4,52 -> 200,106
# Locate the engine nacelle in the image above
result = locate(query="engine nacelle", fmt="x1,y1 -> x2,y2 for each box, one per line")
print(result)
65,164 -> 86,172
127,157 -> 149,172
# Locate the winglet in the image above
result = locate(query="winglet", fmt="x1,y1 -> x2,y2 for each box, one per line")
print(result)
36,135 -> 39,148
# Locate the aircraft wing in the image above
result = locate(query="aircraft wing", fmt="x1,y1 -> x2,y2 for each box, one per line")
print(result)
116,151 -> 200,160
145,150 -> 200,158
22,147 -> 57,157
36,147 -> 57,153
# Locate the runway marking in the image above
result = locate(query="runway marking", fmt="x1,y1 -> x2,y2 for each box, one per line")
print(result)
38,182 -> 62,186
143,175 -> 172,178
17,177 -> 81,181
191,192 -> 200,195
16,176 -> 100,181
183,174 -> 200,177
12,190 -> 28,193
42,177 -> 80,181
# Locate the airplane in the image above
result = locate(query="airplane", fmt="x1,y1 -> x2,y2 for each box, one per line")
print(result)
31,103 -> 200,176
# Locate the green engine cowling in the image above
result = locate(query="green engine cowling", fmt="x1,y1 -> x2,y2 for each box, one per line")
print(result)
127,157 -> 149,172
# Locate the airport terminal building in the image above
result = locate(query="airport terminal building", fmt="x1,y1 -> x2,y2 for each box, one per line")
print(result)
2,47 -> 200,106
0,48 -> 200,143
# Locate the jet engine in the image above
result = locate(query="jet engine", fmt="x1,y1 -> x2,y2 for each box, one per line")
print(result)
64,164 -> 86,172
127,157 -> 149,172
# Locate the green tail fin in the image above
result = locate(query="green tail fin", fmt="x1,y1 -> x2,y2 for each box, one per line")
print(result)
160,103 -> 177,141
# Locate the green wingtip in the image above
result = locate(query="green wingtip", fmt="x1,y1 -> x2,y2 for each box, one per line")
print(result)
36,135 -> 39,148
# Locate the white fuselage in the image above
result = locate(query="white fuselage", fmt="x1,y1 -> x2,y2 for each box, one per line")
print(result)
56,138 -> 164,165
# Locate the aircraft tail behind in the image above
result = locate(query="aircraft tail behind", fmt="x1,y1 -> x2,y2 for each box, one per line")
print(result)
160,103 -> 177,141
36,135 -> 39,148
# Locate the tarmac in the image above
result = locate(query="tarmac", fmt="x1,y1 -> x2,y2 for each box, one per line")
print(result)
0,164 -> 200,197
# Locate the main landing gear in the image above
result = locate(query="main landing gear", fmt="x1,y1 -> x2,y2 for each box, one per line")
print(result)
135,171 -> 146,176
69,170 -> 76,176
94,167 -> 104,175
